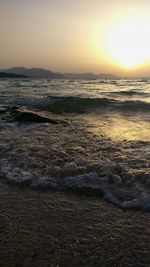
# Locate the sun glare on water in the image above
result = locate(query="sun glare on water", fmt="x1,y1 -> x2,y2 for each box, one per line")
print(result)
106,16 -> 150,69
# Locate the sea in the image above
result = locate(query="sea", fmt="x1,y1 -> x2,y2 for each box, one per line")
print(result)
0,78 -> 150,211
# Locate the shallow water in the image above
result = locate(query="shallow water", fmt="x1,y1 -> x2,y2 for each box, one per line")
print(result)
0,78 -> 150,211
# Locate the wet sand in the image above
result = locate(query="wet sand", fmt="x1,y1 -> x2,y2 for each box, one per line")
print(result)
0,184 -> 149,267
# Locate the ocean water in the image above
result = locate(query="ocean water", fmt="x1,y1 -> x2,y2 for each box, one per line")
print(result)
1,78 -> 150,107
0,78 -> 150,211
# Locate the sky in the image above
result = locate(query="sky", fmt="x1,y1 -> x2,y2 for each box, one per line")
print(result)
1,0 -> 150,75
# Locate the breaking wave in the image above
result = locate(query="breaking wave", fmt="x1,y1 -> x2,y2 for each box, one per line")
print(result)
2,95 -> 149,115
1,168 -> 149,211
34,96 -> 150,114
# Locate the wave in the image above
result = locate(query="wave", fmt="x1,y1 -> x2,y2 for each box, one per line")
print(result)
1,169 -> 149,211
80,80 -> 117,85
31,174 -> 150,211
107,90 -> 150,97
1,95 -> 150,114
35,96 -> 150,114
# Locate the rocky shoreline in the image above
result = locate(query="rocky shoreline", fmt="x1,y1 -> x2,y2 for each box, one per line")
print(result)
0,106 -> 69,124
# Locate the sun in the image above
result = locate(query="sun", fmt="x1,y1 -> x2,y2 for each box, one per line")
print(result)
105,16 -> 150,69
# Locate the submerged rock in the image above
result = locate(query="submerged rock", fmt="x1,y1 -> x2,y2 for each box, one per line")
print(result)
1,107 -> 69,124
14,111 -> 59,124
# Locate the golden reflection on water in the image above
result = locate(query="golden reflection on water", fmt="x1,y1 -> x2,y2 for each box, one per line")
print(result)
84,114 -> 150,142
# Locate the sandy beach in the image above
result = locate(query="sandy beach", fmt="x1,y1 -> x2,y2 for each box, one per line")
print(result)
0,184 -> 149,267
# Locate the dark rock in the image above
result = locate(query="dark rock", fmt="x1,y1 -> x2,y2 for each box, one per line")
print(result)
14,111 -> 59,124
0,107 -> 69,124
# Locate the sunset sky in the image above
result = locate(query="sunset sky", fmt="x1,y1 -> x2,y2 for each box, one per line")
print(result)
1,0 -> 150,76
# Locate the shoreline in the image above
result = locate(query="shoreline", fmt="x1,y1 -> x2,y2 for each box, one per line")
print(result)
0,104 -> 150,266
0,107 -> 150,211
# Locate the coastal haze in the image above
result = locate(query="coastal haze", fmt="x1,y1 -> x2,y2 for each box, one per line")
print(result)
1,0 -> 150,76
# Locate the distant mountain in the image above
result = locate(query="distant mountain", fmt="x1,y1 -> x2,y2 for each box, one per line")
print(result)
63,72 -> 117,79
3,67 -> 64,79
0,72 -> 27,78
2,67 -> 117,79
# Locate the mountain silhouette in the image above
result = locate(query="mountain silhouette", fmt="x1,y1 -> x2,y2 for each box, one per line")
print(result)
2,67 -> 117,79
3,67 -> 64,79
0,72 -> 27,78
